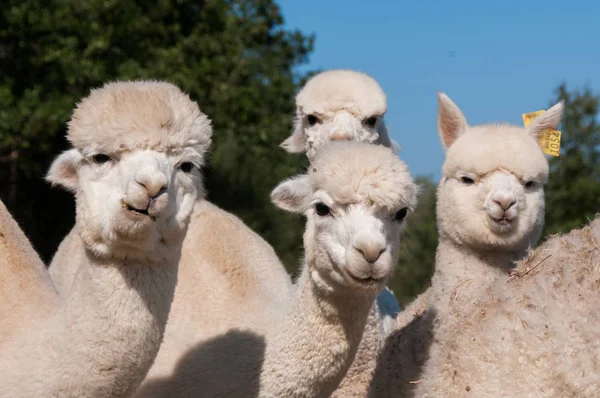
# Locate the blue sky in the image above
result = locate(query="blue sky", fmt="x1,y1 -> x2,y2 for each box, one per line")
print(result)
278,0 -> 600,180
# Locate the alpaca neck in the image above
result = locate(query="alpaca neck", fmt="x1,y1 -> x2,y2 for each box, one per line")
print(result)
5,236 -> 180,398
260,264 -> 376,397
62,245 -> 179,396
67,247 -> 178,329
430,237 -> 527,320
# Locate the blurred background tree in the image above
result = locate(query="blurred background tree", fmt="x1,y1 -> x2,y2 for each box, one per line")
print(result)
390,177 -> 437,305
0,0 -> 312,269
543,83 -> 600,237
0,1 -> 597,306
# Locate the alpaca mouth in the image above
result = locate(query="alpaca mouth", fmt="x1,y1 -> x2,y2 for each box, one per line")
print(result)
490,216 -> 511,225
121,200 -> 154,220
346,270 -> 384,286
487,213 -> 516,233
129,206 -> 149,216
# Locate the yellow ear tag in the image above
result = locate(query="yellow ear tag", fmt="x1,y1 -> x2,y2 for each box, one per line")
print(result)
521,110 -> 561,157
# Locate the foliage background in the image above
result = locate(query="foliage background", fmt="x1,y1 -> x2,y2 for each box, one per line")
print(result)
1,0 -> 598,305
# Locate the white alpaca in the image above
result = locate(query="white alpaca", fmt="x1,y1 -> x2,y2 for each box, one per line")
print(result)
282,68 -> 404,321
414,213 -> 600,397
281,69 -> 401,160
367,92 -> 566,397
370,217 -> 600,398
0,200 -> 58,344
48,128 -> 293,398
281,69 -> 405,397
133,141 -> 418,397
1,80 -> 211,397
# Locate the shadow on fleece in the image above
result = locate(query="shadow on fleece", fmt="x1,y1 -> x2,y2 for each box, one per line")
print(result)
367,307 -> 436,397
135,330 -> 265,398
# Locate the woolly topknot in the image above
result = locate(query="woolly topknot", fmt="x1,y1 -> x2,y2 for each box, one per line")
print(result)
309,141 -> 417,212
67,80 -> 212,161
296,70 -> 387,119
443,123 -> 549,183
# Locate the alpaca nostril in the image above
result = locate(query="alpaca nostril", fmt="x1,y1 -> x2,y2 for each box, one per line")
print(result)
137,181 -> 167,199
151,185 -> 168,199
135,173 -> 168,199
354,244 -> 386,264
493,198 -> 516,211
331,134 -> 352,141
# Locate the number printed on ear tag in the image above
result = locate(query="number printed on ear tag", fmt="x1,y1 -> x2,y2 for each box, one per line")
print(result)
521,110 -> 562,157
539,129 -> 561,157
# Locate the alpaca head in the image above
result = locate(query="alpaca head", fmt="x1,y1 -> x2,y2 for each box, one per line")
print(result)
271,141 -> 417,293
47,80 -> 212,261
280,69 -> 400,161
436,92 -> 564,252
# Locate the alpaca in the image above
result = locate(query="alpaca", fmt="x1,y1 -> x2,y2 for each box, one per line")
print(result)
280,69 -> 401,161
367,92 -> 566,397
281,68 -> 404,324
51,167 -> 296,395
133,141 -> 418,397
1,80 -> 211,397
413,213 -> 600,397
369,217 -> 600,398
0,199 -> 58,344
281,68 -> 406,397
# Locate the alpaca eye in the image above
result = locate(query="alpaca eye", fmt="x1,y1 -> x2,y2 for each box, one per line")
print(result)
179,162 -> 195,173
364,116 -> 378,127
460,176 -> 475,185
92,154 -> 111,164
524,181 -> 536,189
394,207 -> 408,221
306,115 -> 320,126
315,203 -> 330,216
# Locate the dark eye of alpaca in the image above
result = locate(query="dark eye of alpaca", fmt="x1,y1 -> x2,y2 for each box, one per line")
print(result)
315,203 -> 330,216
394,207 -> 408,221
179,162 -> 195,173
365,116 -> 378,127
460,176 -> 475,185
524,181 -> 536,189
306,114 -> 320,126
92,154 -> 111,164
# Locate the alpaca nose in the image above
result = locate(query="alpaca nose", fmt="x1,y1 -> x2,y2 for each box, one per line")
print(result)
330,131 -> 352,141
330,115 -> 354,141
354,241 -> 386,264
135,171 -> 168,199
493,194 -> 516,211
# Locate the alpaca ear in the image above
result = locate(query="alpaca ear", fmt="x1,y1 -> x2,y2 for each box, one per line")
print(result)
280,110 -> 307,153
271,175 -> 312,213
525,101 -> 564,141
46,148 -> 84,193
437,92 -> 468,149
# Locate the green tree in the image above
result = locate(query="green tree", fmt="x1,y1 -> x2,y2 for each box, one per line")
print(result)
388,176 -> 438,305
543,84 -> 600,237
0,0 -> 312,267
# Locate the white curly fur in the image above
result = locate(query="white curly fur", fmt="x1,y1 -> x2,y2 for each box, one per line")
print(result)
417,215 -> 600,397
